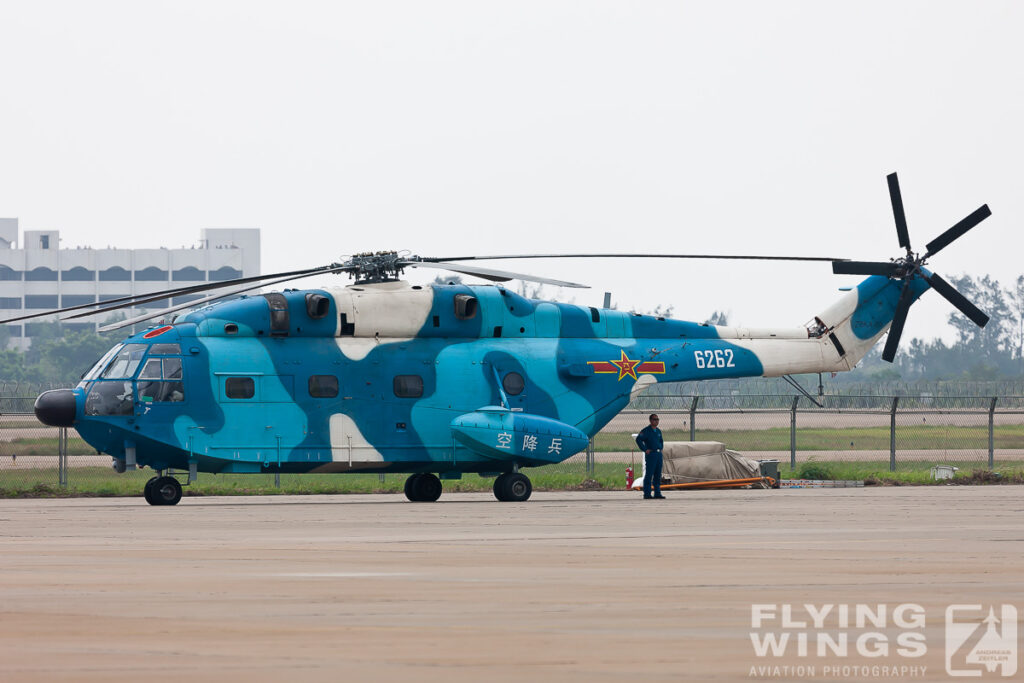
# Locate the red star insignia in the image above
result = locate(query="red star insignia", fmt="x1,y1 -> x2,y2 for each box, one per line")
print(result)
611,350 -> 641,380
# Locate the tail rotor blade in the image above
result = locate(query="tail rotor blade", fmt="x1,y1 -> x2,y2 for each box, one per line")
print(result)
881,282 -> 915,362
832,261 -> 900,276
925,272 -> 990,328
887,173 -> 911,251
924,205 -> 991,257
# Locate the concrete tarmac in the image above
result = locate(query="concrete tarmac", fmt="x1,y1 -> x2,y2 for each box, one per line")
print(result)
1,488 -> 1022,682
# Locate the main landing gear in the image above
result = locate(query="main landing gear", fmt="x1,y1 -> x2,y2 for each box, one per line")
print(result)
404,473 -> 443,502
143,475 -> 183,506
493,472 -> 532,502
402,472 -> 533,502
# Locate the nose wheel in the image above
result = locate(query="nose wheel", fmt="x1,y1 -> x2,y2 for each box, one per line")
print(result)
144,475 -> 183,506
493,472 -> 532,502
404,473 -> 443,502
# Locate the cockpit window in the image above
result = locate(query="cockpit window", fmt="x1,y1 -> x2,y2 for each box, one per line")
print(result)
163,357 -> 182,379
139,357 -> 181,380
149,343 -> 181,355
139,359 -> 162,380
101,344 -> 147,378
82,344 -> 124,382
84,346 -> 187,412
138,380 -> 185,403
85,381 -> 135,416
137,357 -> 185,403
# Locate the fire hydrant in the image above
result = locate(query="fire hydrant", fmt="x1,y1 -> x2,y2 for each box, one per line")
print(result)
625,465 -> 634,489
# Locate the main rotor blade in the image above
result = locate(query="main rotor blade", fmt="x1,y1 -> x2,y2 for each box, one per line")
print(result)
0,263 -> 349,325
426,253 -> 846,263
924,205 -> 991,257
887,172 -> 911,251
62,265 -> 353,321
925,272 -> 990,328
97,273 -> 311,333
831,260 -> 901,276
404,261 -> 589,288
881,281 -> 915,362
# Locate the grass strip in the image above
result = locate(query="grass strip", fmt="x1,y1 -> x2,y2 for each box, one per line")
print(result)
2,461 -> 1023,498
4,423 -> 1024,459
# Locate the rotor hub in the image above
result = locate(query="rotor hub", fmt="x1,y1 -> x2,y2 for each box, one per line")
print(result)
344,251 -> 414,284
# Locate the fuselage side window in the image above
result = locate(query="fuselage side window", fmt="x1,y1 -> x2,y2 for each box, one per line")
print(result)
502,372 -> 525,396
308,375 -> 339,398
225,377 -> 255,399
393,375 -> 424,398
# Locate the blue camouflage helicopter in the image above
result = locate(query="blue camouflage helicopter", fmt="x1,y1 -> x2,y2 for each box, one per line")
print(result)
22,173 -> 991,505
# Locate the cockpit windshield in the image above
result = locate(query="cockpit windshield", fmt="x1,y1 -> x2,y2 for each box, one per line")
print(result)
81,344 -> 124,382
101,344 -> 148,379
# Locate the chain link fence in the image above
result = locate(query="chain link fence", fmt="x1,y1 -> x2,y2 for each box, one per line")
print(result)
2,392 -> 1023,492
591,394 -> 1024,476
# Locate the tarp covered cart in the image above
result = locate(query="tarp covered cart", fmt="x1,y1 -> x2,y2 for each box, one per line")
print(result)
630,441 -> 779,491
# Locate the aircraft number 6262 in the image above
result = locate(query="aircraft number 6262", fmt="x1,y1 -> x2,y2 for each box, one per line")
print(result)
694,349 -> 735,369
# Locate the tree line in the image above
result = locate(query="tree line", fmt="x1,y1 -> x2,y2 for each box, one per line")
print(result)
0,323 -> 121,385
851,274 -> 1024,381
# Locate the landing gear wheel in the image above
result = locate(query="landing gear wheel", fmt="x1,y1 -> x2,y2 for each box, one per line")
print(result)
404,474 -> 424,502
151,476 -> 182,506
404,473 -> 442,502
494,472 -> 531,502
412,473 -> 443,502
143,477 -> 160,505
493,473 -> 511,501
503,473 -> 532,502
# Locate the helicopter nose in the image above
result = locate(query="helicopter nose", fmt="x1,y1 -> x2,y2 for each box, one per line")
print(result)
35,389 -> 77,427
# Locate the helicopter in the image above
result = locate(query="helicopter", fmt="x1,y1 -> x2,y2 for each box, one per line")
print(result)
19,173 -> 992,505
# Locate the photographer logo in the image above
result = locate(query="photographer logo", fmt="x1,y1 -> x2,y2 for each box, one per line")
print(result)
945,605 -> 1017,677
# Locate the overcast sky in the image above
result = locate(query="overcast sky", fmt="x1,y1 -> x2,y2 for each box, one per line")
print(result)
1,1 -> 1020,342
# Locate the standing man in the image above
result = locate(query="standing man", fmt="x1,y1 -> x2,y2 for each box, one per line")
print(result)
635,414 -> 666,499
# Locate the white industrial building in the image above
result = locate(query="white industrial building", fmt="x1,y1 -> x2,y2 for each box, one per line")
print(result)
0,218 -> 260,348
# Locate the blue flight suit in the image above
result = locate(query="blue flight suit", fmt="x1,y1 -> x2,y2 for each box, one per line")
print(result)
635,424 -> 664,498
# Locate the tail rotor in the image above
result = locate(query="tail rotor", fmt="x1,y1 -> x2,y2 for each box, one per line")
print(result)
832,172 -> 992,362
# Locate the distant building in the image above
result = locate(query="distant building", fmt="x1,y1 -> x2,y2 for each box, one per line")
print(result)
0,218 -> 260,348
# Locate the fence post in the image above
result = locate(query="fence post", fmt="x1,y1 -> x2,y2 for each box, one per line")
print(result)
988,397 -> 997,469
586,437 -> 595,477
889,396 -> 899,472
58,427 -> 68,488
790,396 -> 799,470
689,395 -> 699,441
274,436 -> 282,488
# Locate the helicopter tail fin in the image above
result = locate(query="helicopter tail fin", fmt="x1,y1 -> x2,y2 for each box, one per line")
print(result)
813,274 -> 930,370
